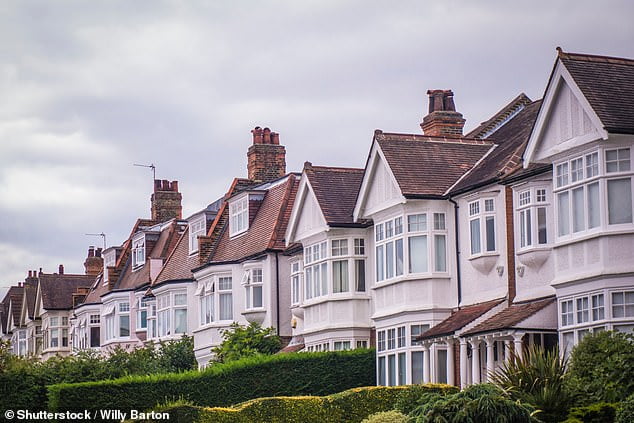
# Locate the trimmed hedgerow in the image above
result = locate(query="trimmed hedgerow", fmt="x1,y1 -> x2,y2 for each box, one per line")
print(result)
563,402 -> 618,423
132,385 -> 457,423
48,349 -> 376,412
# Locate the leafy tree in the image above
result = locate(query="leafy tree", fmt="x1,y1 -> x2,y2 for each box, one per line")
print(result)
566,331 -> 634,405
156,335 -> 197,372
490,344 -> 570,422
212,322 -> 282,363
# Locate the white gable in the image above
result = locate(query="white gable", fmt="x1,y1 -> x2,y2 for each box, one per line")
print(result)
286,175 -> 328,243
525,61 -> 608,165
356,147 -> 403,218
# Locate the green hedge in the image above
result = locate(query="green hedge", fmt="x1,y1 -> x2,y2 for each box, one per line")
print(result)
49,350 -> 376,412
133,385 -> 458,423
563,402 -> 618,423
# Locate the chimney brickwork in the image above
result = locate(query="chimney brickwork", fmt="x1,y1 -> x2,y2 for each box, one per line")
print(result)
247,127 -> 286,182
84,246 -> 104,276
421,90 -> 466,137
151,180 -> 183,222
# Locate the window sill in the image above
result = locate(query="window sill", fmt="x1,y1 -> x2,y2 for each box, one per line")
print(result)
555,227 -> 634,247
242,309 -> 267,324
194,321 -> 234,332
372,273 -> 451,290
516,247 -> 551,269
468,253 -> 499,275
303,292 -> 371,306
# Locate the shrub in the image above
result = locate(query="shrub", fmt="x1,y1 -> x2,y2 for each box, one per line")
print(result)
212,322 -> 282,363
131,385 -> 456,423
409,383 -> 539,423
563,402 -> 618,423
616,393 -> 634,423
48,349 -> 376,412
393,383 -> 457,415
361,410 -> 410,423
566,331 -> 634,405
490,344 -> 570,422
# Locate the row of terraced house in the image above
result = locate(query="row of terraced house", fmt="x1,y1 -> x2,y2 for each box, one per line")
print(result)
2,49 -> 633,388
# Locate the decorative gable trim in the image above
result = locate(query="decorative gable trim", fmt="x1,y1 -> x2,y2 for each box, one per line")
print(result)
285,173 -> 328,244
524,59 -> 608,166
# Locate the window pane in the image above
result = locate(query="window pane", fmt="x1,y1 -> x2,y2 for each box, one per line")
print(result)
434,213 -> 446,230
90,327 -> 100,348
388,354 -> 396,386
572,187 -> 585,232
407,214 -> 427,232
305,267 -> 312,299
174,309 -> 187,333
395,239 -> 404,276
587,182 -> 600,229
486,216 -> 496,252
220,293 -> 233,320
355,260 -> 365,292
253,286 -> 263,308
537,207 -> 547,244
398,352 -> 407,385
385,241 -> 394,279
411,352 -> 423,384
332,260 -> 349,293
321,263 -> 328,296
119,315 -> 130,337
434,235 -> 446,272
376,245 -> 384,281
470,218 -> 481,254
436,349 -> 448,384
219,277 -> 232,290
378,357 -> 386,386
608,178 -> 633,224
408,236 -> 428,273
558,192 -> 570,236
313,264 -> 321,297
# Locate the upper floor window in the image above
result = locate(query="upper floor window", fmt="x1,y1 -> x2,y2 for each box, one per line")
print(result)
229,197 -> 249,237
48,316 -> 68,349
468,199 -> 496,255
291,261 -> 302,305
103,250 -> 116,283
118,302 -> 130,337
189,216 -> 206,254
219,276 -> 233,320
612,291 -> 634,318
555,148 -> 633,239
516,187 -> 549,249
244,268 -> 263,309
136,298 -> 150,330
304,241 -> 327,300
132,236 -> 145,268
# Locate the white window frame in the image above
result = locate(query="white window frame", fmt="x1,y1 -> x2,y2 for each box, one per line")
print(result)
290,261 -> 302,306
47,315 -> 69,349
229,196 -> 249,237
132,235 -> 146,269
516,186 -> 550,251
218,276 -> 233,321
468,198 -> 496,257
189,215 -> 206,254
244,268 -> 264,310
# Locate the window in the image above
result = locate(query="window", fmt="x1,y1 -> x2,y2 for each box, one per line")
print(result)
398,352 -> 407,385
199,281 -> 214,326
576,297 -> 589,324
354,259 -> 366,292
555,148 -> 633,238
174,292 -> 188,333
132,236 -> 145,268
592,294 -> 604,321
245,269 -> 264,309
410,324 -> 429,346
136,298 -> 149,330
561,300 -> 573,326
90,314 -> 100,324
408,214 -> 427,232
354,238 -> 365,255
334,341 -> 351,351
356,340 -> 368,349
304,241 -> 328,299
229,197 -> 249,236
469,199 -> 496,255
103,250 -> 115,283
397,326 -> 406,348
48,316 -> 68,349
331,239 -> 348,256
157,295 -> 171,337
189,216 -> 206,253
387,328 -> 396,350
612,291 -> 634,318
119,302 -> 130,337
332,260 -> 349,293
377,330 -> 386,352
517,187 -> 549,248
219,277 -> 233,320
291,262 -> 302,305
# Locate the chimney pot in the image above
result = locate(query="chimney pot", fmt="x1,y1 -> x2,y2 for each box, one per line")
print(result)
251,126 -> 264,144
28,270 -> 32,278
59,264 -> 64,274
96,248 -> 102,258
421,89 -> 465,137
88,246 -> 95,257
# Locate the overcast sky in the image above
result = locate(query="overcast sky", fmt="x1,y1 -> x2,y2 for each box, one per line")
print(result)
0,1 -> 633,288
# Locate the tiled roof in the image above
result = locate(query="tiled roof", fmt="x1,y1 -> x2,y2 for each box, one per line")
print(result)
153,226 -> 197,284
24,280 -> 38,319
305,164 -> 365,226
419,299 -> 505,340
116,220 -> 186,291
461,297 -> 556,336
450,100 -> 543,193
7,286 -> 24,327
466,93 -> 533,139
559,50 -> 634,134
209,175 -> 298,263
375,132 -> 492,197
39,273 -> 94,310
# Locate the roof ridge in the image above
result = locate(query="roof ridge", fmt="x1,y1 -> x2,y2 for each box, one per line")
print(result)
377,131 -> 492,144
466,93 -> 533,139
557,47 -> 634,66
311,165 -> 364,172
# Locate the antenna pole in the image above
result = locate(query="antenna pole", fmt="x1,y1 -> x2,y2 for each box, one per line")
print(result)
85,233 -> 107,249
133,163 -> 156,182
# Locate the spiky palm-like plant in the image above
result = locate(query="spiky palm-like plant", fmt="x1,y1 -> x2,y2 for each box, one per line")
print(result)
490,344 -> 570,422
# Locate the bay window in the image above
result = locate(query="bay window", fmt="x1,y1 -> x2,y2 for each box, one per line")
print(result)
48,316 -> 68,348
156,291 -> 188,336
555,147 -> 633,239
469,199 -> 496,255
516,187 -> 549,249
304,241 -> 327,299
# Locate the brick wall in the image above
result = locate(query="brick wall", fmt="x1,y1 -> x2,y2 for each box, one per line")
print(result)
151,180 -> 182,222
247,127 -> 286,182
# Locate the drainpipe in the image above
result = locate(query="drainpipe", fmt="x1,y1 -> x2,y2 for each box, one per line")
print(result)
275,252 -> 281,336
448,198 -> 462,306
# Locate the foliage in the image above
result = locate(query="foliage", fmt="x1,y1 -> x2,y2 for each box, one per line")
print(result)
616,393 -> 634,423
211,322 -> 282,363
563,402 -> 617,423
131,385 -> 456,423
361,410 -> 410,423
48,349 -> 376,412
393,383 -> 458,415
0,336 -> 196,412
566,331 -> 634,405
490,344 -> 570,422
408,383 -> 539,423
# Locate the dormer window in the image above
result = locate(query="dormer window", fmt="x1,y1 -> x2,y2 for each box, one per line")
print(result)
103,250 -> 116,284
132,235 -> 145,268
230,196 -> 249,237
189,215 -> 206,254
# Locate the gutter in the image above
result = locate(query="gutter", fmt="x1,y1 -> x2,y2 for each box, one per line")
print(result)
448,198 -> 462,306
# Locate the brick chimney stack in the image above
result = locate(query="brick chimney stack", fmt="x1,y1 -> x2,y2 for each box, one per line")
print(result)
247,126 -> 286,182
421,90 -> 466,137
84,246 -> 104,276
151,179 -> 183,222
